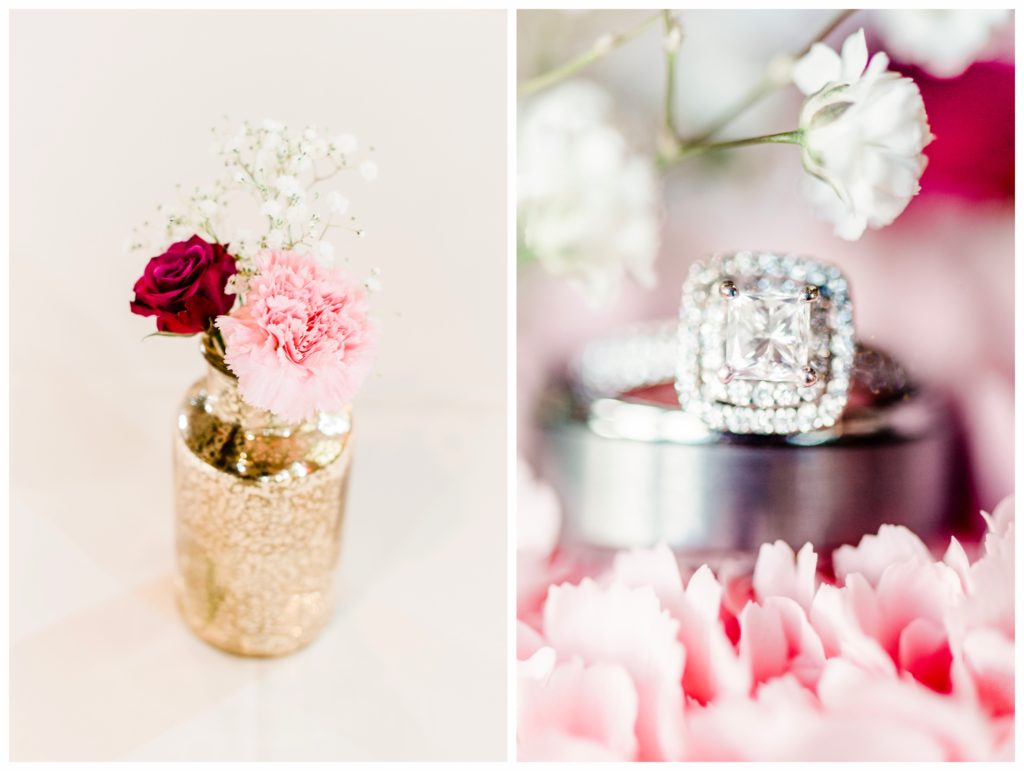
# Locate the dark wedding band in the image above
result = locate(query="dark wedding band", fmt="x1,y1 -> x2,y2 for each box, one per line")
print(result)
538,322 -> 971,554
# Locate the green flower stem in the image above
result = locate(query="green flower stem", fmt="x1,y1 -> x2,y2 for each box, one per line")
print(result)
662,129 -> 803,167
518,11 -> 662,98
685,9 -> 857,146
662,11 -> 682,150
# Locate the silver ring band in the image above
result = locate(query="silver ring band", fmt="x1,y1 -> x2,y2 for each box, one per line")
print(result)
540,323 -> 969,553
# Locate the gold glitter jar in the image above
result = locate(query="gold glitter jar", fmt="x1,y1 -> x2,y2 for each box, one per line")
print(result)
172,336 -> 353,656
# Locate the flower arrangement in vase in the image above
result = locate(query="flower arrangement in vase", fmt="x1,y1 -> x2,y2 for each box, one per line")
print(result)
129,119 -> 379,656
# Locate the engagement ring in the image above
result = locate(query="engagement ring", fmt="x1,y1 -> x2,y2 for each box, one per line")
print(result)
677,251 -> 871,435
544,256 -> 963,549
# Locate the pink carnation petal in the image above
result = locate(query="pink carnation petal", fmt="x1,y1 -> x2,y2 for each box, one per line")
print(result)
809,582 -> 895,675
817,658 -> 1000,760
753,540 -> 818,610
610,543 -> 684,596
543,579 -> 685,760
833,524 -> 933,587
898,617 -> 953,693
518,620 -> 547,661
981,494 -> 1014,539
611,546 -> 749,704
518,656 -> 639,761
518,460 -> 562,559
942,536 -> 973,593
962,628 -> 1014,717
874,560 -> 962,658
739,596 -> 825,689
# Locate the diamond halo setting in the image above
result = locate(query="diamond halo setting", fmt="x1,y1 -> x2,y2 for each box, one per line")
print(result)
676,251 -> 855,435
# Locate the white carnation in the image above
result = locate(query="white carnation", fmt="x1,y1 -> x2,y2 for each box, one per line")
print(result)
517,79 -> 660,305
874,10 -> 1010,79
794,29 -> 933,241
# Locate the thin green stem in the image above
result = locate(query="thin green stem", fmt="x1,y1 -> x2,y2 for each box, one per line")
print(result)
201,218 -> 220,244
518,11 -> 662,98
685,9 -> 856,145
661,11 -> 682,149
663,129 -> 803,166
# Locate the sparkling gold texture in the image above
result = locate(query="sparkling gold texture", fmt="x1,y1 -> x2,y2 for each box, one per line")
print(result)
173,344 -> 352,656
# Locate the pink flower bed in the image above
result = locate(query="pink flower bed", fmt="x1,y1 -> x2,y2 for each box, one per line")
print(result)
517,465 -> 1014,761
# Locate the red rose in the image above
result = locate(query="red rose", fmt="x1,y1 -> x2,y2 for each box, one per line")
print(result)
130,235 -> 237,334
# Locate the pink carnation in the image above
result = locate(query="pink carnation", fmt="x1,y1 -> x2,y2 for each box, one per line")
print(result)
216,249 -> 375,422
517,480 -> 1016,762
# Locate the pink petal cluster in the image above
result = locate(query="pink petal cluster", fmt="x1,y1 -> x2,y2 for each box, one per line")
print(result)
216,249 -> 376,422
518,467 -> 1015,761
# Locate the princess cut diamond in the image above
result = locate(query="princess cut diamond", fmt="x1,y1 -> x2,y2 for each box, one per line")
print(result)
725,291 -> 810,383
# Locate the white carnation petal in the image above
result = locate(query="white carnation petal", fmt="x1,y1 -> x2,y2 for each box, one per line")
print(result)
792,43 -> 843,95
839,28 -> 869,83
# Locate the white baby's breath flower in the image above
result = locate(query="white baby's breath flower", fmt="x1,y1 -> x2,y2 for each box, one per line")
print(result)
224,133 -> 247,154
315,240 -> 335,265
261,131 -> 282,151
134,118 -> 376,259
260,199 -> 283,219
365,266 -> 382,293
359,160 -> 379,182
232,227 -> 253,248
267,228 -> 286,249
874,10 -> 1010,79
518,79 -> 660,305
274,174 -> 302,197
333,134 -> 357,155
310,138 -> 328,160
794,29 -> 933,241
328,191 -> 350,215
286,202 -> 310,225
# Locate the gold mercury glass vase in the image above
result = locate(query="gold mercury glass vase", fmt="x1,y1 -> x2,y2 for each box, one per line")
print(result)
172,336 -> 353,656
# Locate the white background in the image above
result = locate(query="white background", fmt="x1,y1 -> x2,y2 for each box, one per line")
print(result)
10,9 -> 507,761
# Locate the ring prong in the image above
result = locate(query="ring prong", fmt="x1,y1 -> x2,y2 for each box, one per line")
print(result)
801,366 -> 818,387
719,280 -> 738,299
802,285 -> 820,303
718,366 -> 735,384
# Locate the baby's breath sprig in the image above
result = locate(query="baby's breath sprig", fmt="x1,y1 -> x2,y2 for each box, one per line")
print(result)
130,118 -> 378,274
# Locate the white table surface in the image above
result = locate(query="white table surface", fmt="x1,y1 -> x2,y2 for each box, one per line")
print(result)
10,10 -> 508,761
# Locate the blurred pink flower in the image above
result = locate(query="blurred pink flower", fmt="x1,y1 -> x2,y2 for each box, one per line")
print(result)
518,650 -> 639,761
899,60 -> 1015,202
541,579 -> 686,760
517,493 -> 1015,761
216,249 -> 375,422
609,546 -> 749,704
516,460 -> 570,628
